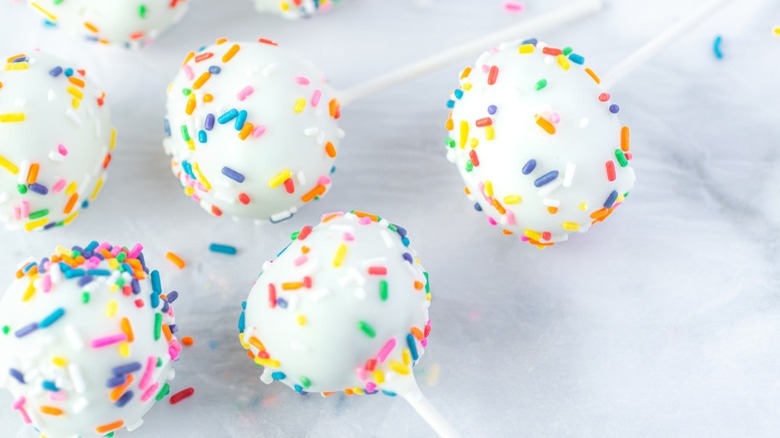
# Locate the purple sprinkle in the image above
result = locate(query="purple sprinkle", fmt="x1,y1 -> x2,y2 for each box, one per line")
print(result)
106,375 -> 126,388
77,275 -> 94,287
208,66 -> 221,74
277,298 -> 288,309
402,252 -> 414,264
131,279 -> 141,295
9,368 -> 25,384
167,291 -> 179,303
487,105 -> 497,115
112,362 -> 142,376
170,324 -> 179,334
534,170 -> 559,187
49,66 -> 63,77
205,113 -> 215,131
221,166 -> 245,183
609,104 -> 620,114
28,183 -> 48,195
115,390 -> 134,407
15,323 -> 39,338
522,159 -> 537,175
395,225 -> 408,237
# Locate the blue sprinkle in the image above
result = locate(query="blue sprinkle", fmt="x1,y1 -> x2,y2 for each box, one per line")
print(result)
205,114 -> 215,131
65,269 -> 85,279
402,252 -> 414,264
218,109 -> 238,124
221,166 -> 245,183
446,100 -> 455,109
568,53 -> 585,65
14,323 -> 38,338
164,118 -> 171,136
271,372 -> 286,380
487,105 -> 497,115
209,65 -> 221,74
87,269 -> 110,276
209,243 -> 237,255
77,275 -> 93,287
131,279 -> 141,295
609,104 -> 620,114
106,375 -> 126,388
85,241 -> 99,252
49,66 -> 63,77
9,368 -> 25,384
534,170 -> 559,187
382,390 -> 398,397
453,89 -> 464,99
198,130 -> 207,143
28,183 -> 48,195
294,384 -> 304,394
151,270 -> 161,294
401,236 -> 410,247
150,292 -> 160,309
395,225 -> 408,237
474,202 -> 482,212
64,68 -> 73,77
406,333 -> 419,361
522,159 -> 537,175
235,110 -> 248,130
39,308 -> 65,328
168,291 -> 179,303
604,190 -> 619,209
112,362 -> 142,376
277,298 -> 288,309
713,35 -> 724,60
238,311 -> 245,333
42,380 -> 58,392
115,390 -> 134,407
521,38 -> 538,46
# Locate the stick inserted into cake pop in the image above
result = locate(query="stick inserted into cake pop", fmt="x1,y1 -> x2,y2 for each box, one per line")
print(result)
163,0 -> 603,225
443,0 -> 736,248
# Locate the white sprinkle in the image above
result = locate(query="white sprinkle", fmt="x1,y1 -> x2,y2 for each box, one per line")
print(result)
69,364 -> 86,394
380,230 -> 395,248
304,127 -> 319,136
562,161 -> 576,187
311,288 -> 331,302
17,160 -> 29,185
72,397 -> 89,414
127,419 -> 144,432
579,118 -> 590,128
348,267 -> 366,286
214,191 -> 236,204
167,369 -> 176,381
48,151 -> 64,162
64,325 -> 84,351
537,178 -> 562,197
47,90 -> 56,101
262,63 -> 278,77
65,108 -> 82,125
296,170 -> 307,185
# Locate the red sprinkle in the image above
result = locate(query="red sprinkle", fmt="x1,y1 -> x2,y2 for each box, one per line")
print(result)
169,387 -> 195,405
469,149 -> 480,167
238,193 -> 250,205
475,117 -> 493,127
284,178 -> 295,194
298,225 -> 313,241
487,66 -> 499,85
605,160 -> 616,182
367,266 -> 388,276
542,47 -> 562,56
268,284 -> 277,309
599,92 -> 611,102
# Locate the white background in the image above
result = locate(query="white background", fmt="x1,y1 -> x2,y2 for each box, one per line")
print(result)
1,0 -> 779,436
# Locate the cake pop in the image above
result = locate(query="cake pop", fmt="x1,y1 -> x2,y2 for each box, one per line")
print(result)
251,0 -> 342,19
27,0 -> 189,48
0,242 -> 182,437
239,211 -> 458,437
163,1 -> 604,223
0,51 -> 115,232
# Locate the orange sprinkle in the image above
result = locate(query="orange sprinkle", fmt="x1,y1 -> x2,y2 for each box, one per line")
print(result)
352,211 -> 379,221
120,317 -> 135,342
411,327 -> 424,340
96,421 -> 124,434
248,336 -> 265,352
185,97 -> 196,115
413,281 -> 424,290
325,141 -> 337,158
63,194 -> 79,214
193,72 -> 211,90
238,122 -> 254,140
83,22 -> 99,33
329,98 -> 341,119
110,375 -> 133,402
584,67 -> 601,84
620,126 -> 630,151
165,251 -> 186,269
222,44 -> 240,62
182,51 -> 195,65
215,37 -> 229,45
27,163 -> 39,184
40,406 -> 63,416
182,336 -> 194,347
535,115 -> 556,134
301,184 -> 326,203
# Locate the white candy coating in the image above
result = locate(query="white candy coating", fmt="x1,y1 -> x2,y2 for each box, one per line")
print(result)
0,51 -> 115,232
252,0 -> 342,19
164,39 -> 343,223
445,40 -> 637,247
240,211 -> 432,395
28,0 -> 189,48
0,243 -> 181,437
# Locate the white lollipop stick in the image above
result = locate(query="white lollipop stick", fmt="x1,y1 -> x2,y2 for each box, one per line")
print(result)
402,381 -> 461,438
338,0 -> 604,105
601,0 -> 736,89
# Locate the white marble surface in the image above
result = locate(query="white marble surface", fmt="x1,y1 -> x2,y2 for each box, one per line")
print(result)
1,0 -> 779,436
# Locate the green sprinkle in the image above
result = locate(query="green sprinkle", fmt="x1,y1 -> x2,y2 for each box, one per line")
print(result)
17,184 -> 27,194
615,149 -> 629,167
535,79 -> 548,91
116,252 -> 127,263
155,383 -> 170,401
182,88 -> 192,96
445,138 -> 456,148
157,357 -> 163,367
465,160 -> 473,172
301,376 -> 312,388
379,280 -> 388,301
358,321 -> 376,338
424,271 -> 430,293
115,277 -> 126,288
28,209 -> 49,220
154,313 -> 162,341
82,292 -> 90,304
138,4 -> 148,18
180,126 -> 191,142
562,46 -> 573,56
290,231 -> 300,240
2,325 -> 10,335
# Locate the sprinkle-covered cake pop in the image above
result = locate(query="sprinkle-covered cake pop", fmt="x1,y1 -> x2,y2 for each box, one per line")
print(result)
27,0 -> 189,48
239,211 -> 432,396
164,38 -> 343,223
445,39 -> 636,247
0,242 -> 182,437
251,0 -> 343,19
0,51 -> 115,232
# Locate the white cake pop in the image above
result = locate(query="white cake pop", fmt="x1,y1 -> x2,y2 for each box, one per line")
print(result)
27,0 -> 189,48
251,0 -> 343,19
445,39 -> 636,247
238,211 -> 458,436
0,51 -> 115,232
0,242 -> 182,437
164,38 -> 343,223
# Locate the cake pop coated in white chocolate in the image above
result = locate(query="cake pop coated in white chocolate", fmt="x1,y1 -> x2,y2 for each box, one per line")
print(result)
0,51 -> 115,232
164,38 -> 343,223
251,0 -> 343,19
445,39 -> 636,247
27,0 -> 189,48
239,211 -> 432,396
0,242 -> 182,437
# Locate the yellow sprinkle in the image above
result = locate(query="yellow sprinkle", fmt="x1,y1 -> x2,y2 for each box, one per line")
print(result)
296,314 -> 307,326
293,98 -> 306,113
55,246 -> 70,256
24,218 -> 48,232
90,178 -> 104,201
485,125 -> 495,140
459,121 -> 469,148
402,348 -> 411,366
106,300 -> 118,317
66,85 -> 83,100
186,139 -> 195,151
462,83 -> 472,91
184,186 -> 194,196
22,281 -> 35,301
192,72 -> 211,90
503,195 -> 522,205
389,360 -> 410,375
65,182 -> 78,196
579,202 -> 588,211
562,221 -> 580,231
0,113 -> 25,122
352,387 -> 365,395
30,2 -> 57,21
524,229 -> 542,241
557,54 -> 571,70
52,357 -> 68,367
484,180 -> 493,197
372,370 -> 385,384
254,357 -> 281,368
518,44 -> 535,54
222,44 -> 240,62
238,333 -> 250,350
469,138 -> 479,148
63,212 -> 79,225
459,67 -> 472,80
773,26 -> 780,36
333,243 -> 348,267
83,21 -> 99,33
108,259 -> 119,271
119,342 -> 131,358
0,154 -> 19,175
4,63 -> 28,71
71,98 -> 81,109
192,162 -> 211,190
109,129 -> 117,150
268,169 -> 291,188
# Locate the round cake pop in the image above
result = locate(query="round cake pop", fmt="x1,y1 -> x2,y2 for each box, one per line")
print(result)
27,0 -> 189,48
251,0 -> 343,19
0,242 -> 182,437
444,39 -> 636,247
164,38 -> 343,223
0,51 -> 115,232
239,210 -> 431,395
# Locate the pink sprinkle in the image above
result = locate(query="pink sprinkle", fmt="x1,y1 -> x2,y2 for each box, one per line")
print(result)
42,275 -> 52,293
57,144 -> 68,156
356,366 -> 367,381
295,76 -> 311,85
421,338 -> 428,347
141,383 -> 159,402
252,125 -> 266,138
358,217 -> 371,225
139,356 -> 156,391
503,1 -> 525,13
13,398 -> 31,424
550,113 -> 560,124
128,243 -> 143,258
12,397 -> 25,410
12,206 -> 20,221
343,232 -> 355,241
365,382 -> 377,392
520,235 -> 529,242
169,346 -> 180,361
51,178 -> 66,194
183,65 -> 194,81
237,85 -> 254,101
487,217 -> 498,226
506,210 -> 516,226
20,201 -> 29,219
49,391 -> 67,401
376,338 -> 396,363
310,90 -> 322,107
293,255 -> 308,266
317,175 -> 331,185
89,333 -> 127,349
